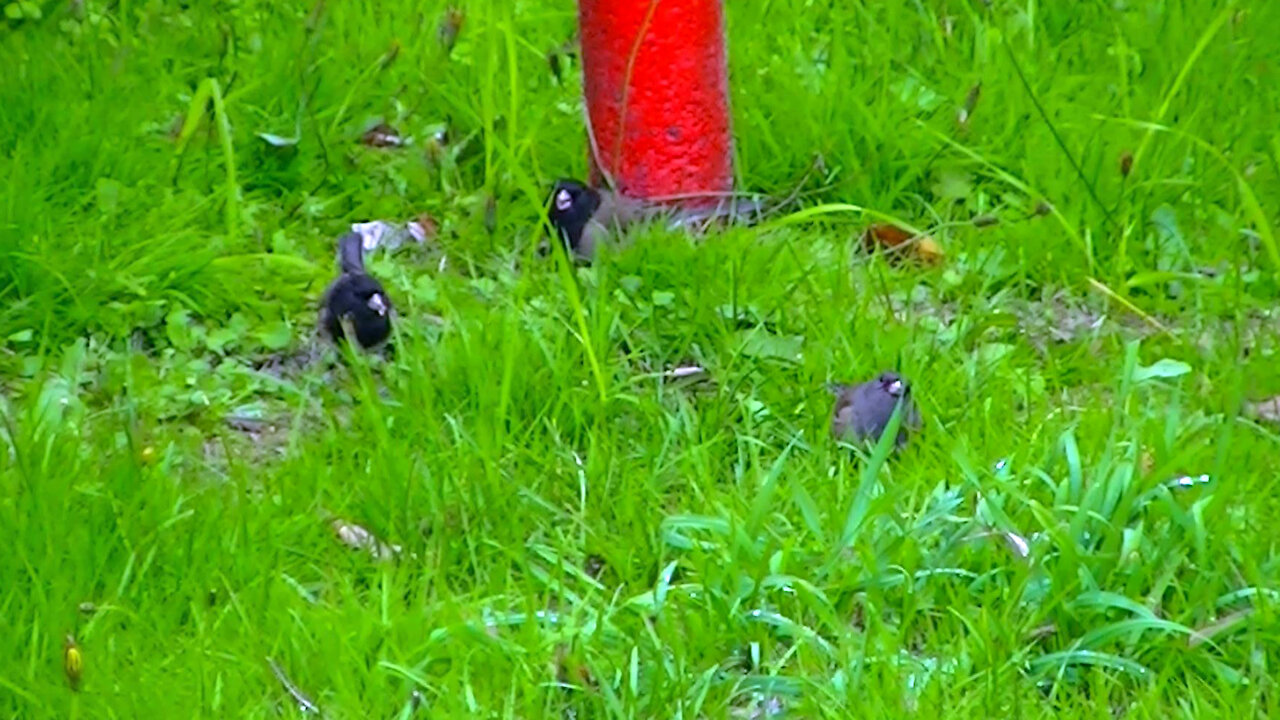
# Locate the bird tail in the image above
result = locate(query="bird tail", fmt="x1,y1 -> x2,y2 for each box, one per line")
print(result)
337,232 -> 366,274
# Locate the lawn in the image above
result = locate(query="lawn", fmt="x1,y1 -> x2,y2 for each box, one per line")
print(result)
2,0 -> 1279,717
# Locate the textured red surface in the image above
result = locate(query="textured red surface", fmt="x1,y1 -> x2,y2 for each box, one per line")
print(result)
577,0 -> 733,204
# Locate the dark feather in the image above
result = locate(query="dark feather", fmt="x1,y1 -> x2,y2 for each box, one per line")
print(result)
337,231 -> 366,274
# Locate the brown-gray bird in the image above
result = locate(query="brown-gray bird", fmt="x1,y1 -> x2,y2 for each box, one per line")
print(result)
829,371 -> 921,448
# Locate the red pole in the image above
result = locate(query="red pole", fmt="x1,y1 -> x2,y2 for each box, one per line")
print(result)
576,0 -> 733,206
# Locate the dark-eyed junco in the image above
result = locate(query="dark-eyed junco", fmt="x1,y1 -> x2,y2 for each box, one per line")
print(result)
545,178 -> 766,260
546,179 -> 607,260
319,231 -> 392,349
829,371 -> 921,448
545,178 -> 655,261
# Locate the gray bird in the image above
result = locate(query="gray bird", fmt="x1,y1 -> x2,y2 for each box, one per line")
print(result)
829,371 -> 921,448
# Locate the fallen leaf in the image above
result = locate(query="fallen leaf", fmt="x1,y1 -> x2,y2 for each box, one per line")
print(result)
360,121 -> 403,148
915,236 -> 945,265
1246,395 -> 1280,423
663,365 -> 706,380
409,214 -> 440,244
861,223 -> 913,252
861,223 -> 943,266
331,519 -> 401,561
351,219 -> 423,253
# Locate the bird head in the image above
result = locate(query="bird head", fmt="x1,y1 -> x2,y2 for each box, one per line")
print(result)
346,274 -> 390,317
547,179 -> 603,249
877,371 -> 907,397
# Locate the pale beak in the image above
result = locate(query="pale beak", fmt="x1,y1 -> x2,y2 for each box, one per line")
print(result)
367,293 -> 388,316
554,188 -> 572,212
887,379 -> 904,396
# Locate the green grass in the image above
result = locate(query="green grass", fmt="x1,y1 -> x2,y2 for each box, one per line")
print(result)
3,0 -> 1280,717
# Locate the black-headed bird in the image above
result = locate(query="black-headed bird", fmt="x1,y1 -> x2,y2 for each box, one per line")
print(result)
829,371 -> 921,449
319,232 -> 392,349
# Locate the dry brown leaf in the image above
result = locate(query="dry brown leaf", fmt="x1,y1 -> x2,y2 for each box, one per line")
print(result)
409,213 -> 440,244
360,121 -> 404,148
861,223 -> 943,266
861,222 -> 913,252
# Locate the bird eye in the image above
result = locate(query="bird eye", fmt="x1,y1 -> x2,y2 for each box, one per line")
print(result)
554,189 -> 573,212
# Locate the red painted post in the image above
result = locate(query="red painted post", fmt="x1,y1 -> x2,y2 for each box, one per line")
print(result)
576,0 -> 734,206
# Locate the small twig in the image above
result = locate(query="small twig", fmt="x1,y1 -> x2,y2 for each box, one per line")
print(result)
582,103 -> 617,192
267,657 -> 321,715
1004,41 -> 1117,232
770,154 -> 824,213
644,189 -> 766,202
1086,277 -> 1174,337
224,415 -> 271,433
